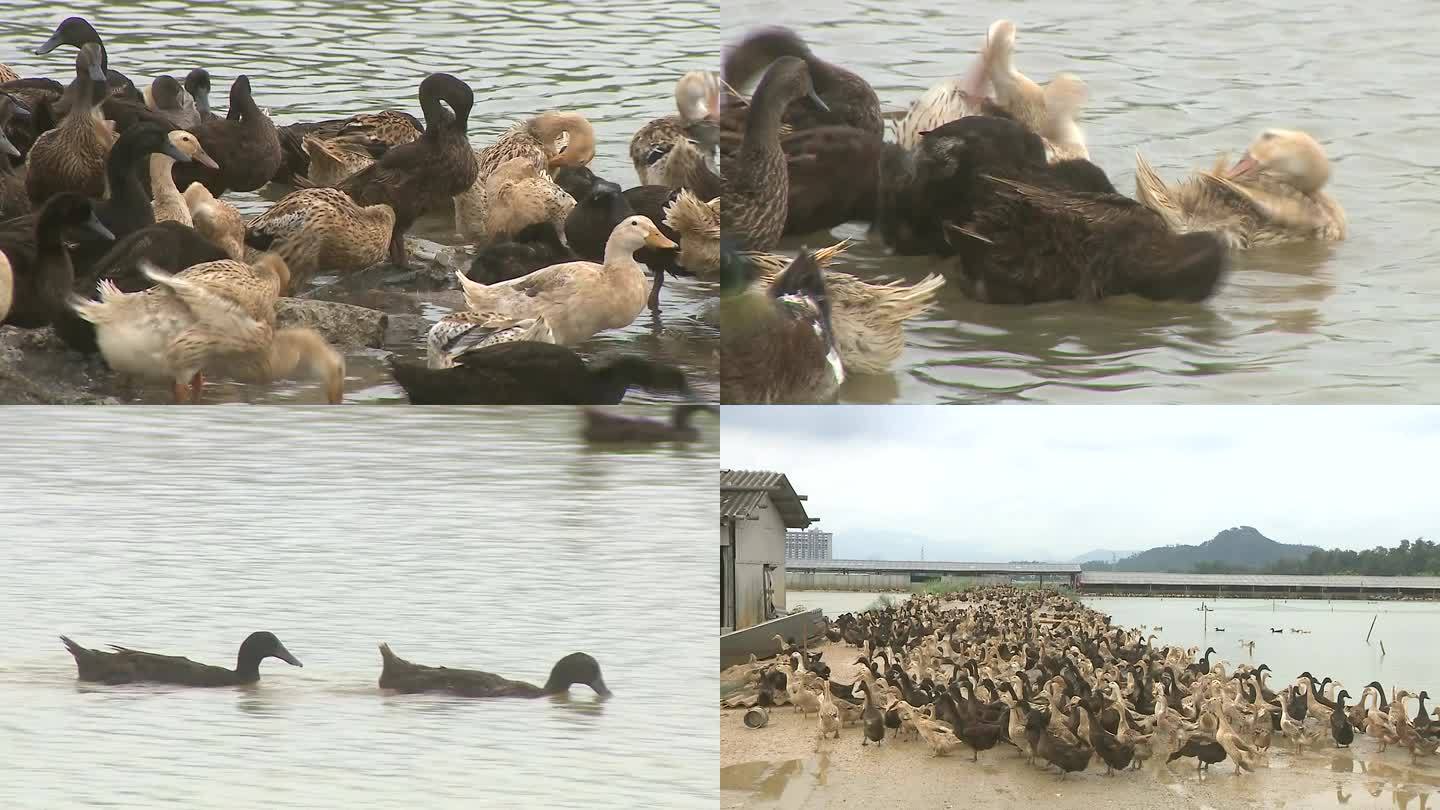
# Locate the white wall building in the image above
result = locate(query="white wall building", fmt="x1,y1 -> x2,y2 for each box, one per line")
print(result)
720,470 -> 814,632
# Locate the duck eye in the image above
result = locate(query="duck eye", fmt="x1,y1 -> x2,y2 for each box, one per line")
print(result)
644,143 -> 674,166
1260,131 -> 1276,141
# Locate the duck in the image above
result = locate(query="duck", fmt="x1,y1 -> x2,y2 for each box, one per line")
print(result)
1134,128 -> 1345,249
466,222 -> 574,284
276,109 -> 422,184
0,251 -> 11,322
423,310 -> 554,369
558,172 -> 680,307
747,241 -> 944,374
721,56 -> 829,251
456,111 -> 596,240
340,73 -> 477,268
90,123 -> 201,249
144,75 -> 200,129
150,129 -> 219,225
171,75 -> 282,196
1213,707 -> 1265,774
723,27 -> 882,138
895,26 -> 994,150
389,342 -> 693,405
0,192 -> 111,328
817,686 -> 842,741
70,246 -> 345,404
186,184 -> 247,260
914,116 -> 1228,303
720,243 -> 843,404
32,16 -> 140,102
456,156 -> 575,244
25,43 -> 112,205
984,20 -> 1090,161
1331,689 -> 1355,747
60,631 -> 301,686
301,134 -> 376,187
581,404 -> 717,443
0,93 -> 31,219
1034,703 -> 1092,778
454,216 -> 675,345
376,644 -> 609,698
245,187 -> 396,286
629,70 -> 720,197
663,189 -> 719,278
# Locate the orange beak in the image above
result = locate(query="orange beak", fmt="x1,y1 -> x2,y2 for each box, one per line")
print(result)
645,230 -> 677,250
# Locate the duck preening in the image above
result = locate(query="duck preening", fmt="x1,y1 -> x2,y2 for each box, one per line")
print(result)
60,631 -> 301,686
378,645 -> 609,698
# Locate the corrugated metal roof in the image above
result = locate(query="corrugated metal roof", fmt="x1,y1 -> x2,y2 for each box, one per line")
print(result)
719,469 -> 813,527
792,559 -> 1082,574
1080,571 -> 1440,590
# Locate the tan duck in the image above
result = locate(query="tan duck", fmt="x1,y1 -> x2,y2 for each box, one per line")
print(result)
151,131 -> 219,225
0,65 -> 17,84
424,311 -> 554,369
455,111 -> 595,239
1135,128 -> 1346,249
749,241 -> 944,375
454,216 -> 675,345
302,134 -> 375,187
71,243 -> 344,404
662,189 -> 719,278
0,251 -> 11,323
26,43 -> 113,204
580,404 -> 716,443
456,156 -> 575,243
276,109 -> 422,184
629,71 -> 720,196
895,26 -> 993,150
246,187 -> 395,285
185,183 -> 246,259
722,56 -> 827,251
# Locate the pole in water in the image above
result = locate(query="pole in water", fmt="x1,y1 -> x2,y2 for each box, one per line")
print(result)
1366,614 -> 1378,644
1380,639 -> 1387,656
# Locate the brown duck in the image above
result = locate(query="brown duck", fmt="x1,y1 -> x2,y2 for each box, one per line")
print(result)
378,645 -> 610,698
581,404 -> 716,443
171,75 -> 282,196
60,631 -> 302,686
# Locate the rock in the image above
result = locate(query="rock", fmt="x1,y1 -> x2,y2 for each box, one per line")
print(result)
384,314 -> 430,346
0,326 -> 119,404
275,298 -> 388,350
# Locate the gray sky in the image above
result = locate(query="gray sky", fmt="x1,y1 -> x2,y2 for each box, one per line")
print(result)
721,407 -> 1440,562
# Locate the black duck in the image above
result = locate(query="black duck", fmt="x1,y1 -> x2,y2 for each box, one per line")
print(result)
340,73 -> 477,268
377,644 -> 609,698
60,631 -> 301,686
581,403 -> 716,443
0,192 -> 110,328
389,342 -> 693,405
33,16 -> 141,102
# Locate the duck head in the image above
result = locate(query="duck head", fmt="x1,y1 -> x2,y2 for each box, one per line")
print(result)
609,215 -> 677,253
917,115 -> 1046,184
722,26 -> 815,90
553,165 -> 600,201
0,95 -> 26,159
750,56 -> 829,117
166,129 -> 219,169
76,42 -> 107,85
542,652 -> 610,697
417,73 -> 474,134
35,16 -> 102,59
184,68 -> 213,116
40,192 -> 113,242
1226,129 -> 1331,194
676,70 -> 720,123
237,631 -> 303,673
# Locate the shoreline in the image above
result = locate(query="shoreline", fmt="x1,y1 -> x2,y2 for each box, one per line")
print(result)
722,639 -> 1440,809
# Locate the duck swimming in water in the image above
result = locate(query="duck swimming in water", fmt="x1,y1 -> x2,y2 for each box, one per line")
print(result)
60,631 -> 301,686
1135,128 -> 1345,249
581,403 -> 716,443
377,644 -> 610,698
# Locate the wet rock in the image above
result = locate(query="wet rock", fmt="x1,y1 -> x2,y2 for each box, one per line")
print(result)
275,298 -> 388,350
0,326 -> 119,404
385,314 -> 430,346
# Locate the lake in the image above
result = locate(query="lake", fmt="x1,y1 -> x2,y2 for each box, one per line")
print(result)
725,0 -> 1440,404
3,0 -> 719,403
0,408 -> 718,809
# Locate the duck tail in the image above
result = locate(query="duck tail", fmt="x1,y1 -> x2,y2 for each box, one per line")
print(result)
59,635 -> 85,658
69,279 -> 131,324
378,642 -> 402,669
1134,150 -> 1184,232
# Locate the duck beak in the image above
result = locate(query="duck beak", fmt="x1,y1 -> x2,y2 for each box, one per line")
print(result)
0,130 -> 18,159
806,90 -> 830,114
591,676 -> 612,697
34,32 -> 63,55
85,213 -> 115,241
194,148 -> 219,170
273,641 -> 303,668
645,230 -> 677,250
1226,154 -> 1259,178
88,62 -> 106,84
326,375 -> 344,405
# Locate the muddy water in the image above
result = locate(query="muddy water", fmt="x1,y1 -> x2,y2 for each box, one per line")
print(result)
0,408 -> 718,809
725,0 -> 1440,403
4,0 -> 719,403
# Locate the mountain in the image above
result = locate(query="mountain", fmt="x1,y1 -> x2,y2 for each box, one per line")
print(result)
1070,548 -> 1134,564
1109,526 -> 1321,573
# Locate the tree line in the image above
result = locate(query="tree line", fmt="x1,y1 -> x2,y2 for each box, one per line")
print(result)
1083,537 -> 1439,576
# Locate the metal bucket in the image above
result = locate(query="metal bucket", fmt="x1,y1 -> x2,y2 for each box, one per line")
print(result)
744,707 -> 770,729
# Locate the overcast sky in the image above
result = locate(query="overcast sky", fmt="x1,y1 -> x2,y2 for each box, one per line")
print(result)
721,407 -> 1440,562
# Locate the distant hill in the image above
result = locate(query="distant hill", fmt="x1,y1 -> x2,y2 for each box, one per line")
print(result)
1105,526 -> 1321,573
1070,548 -> 1134,564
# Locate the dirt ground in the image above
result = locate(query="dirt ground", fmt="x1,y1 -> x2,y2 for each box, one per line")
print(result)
722,642 -> 1440,809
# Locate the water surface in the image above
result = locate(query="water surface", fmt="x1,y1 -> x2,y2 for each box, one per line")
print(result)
3,0 -> 719,403
726,0 -> 1440,403
0,408 -> 718,809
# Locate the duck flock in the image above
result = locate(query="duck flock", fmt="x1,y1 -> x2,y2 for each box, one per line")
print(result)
724,587 -> 1440,780
0,16 -> 720,404
718,22 -> 1346,404
58,630 -> 609,697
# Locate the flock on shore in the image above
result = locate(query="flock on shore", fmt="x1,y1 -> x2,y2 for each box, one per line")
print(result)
58,630 -> 610,697
724,587 -> 1439,780
0,16 -> 720,405
719,21 -> 1346,403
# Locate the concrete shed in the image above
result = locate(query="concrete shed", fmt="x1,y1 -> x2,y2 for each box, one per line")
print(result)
720,470 -> 814,632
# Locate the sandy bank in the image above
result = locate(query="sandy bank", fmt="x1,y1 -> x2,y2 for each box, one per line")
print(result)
722,642 -> 1440,810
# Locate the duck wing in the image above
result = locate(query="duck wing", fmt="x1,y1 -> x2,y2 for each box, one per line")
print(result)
378,643 -> 544,697
107,645 -> 241,686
